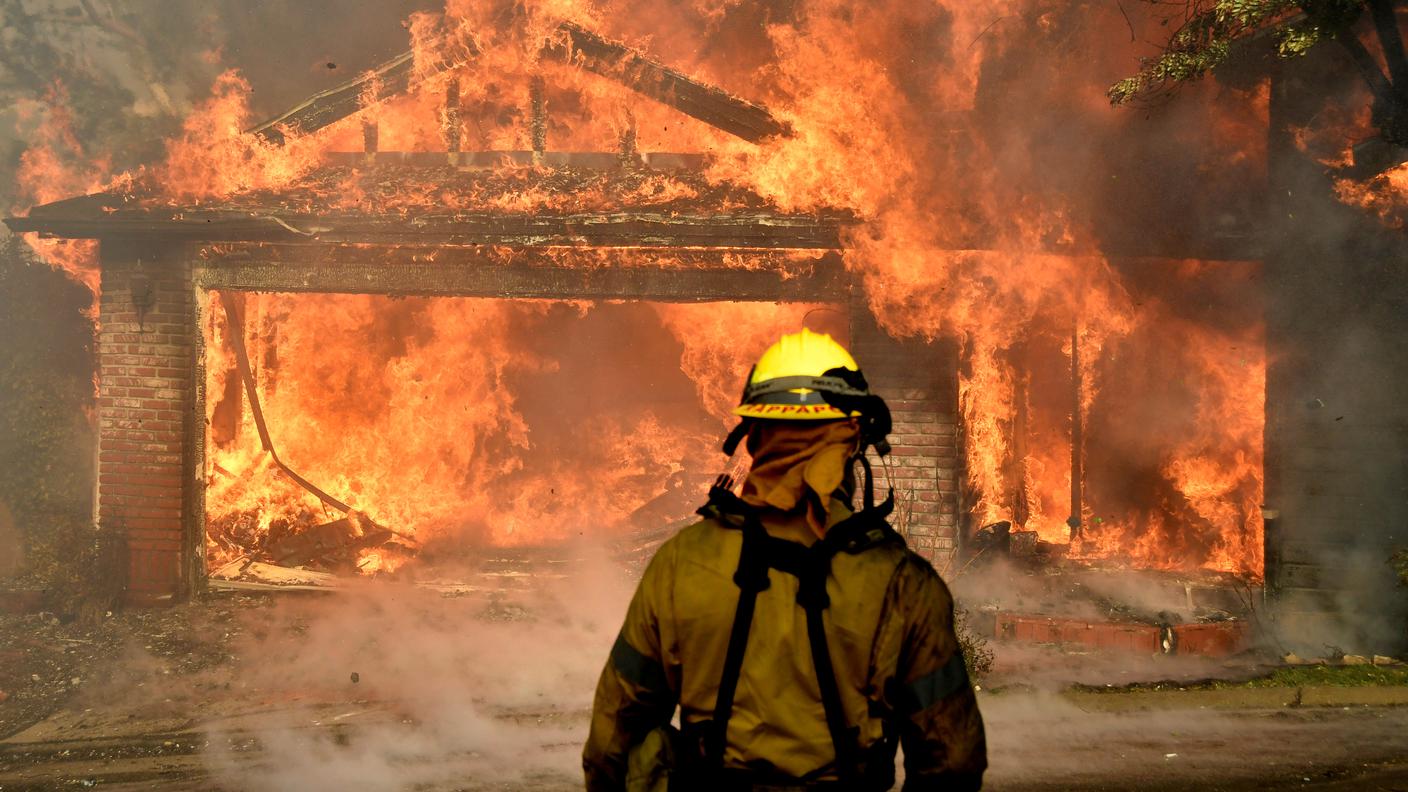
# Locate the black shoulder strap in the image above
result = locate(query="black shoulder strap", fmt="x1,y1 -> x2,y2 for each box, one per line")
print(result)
799,539 -> 860,784
701,479 -> 895,784
707,509 -> 769,765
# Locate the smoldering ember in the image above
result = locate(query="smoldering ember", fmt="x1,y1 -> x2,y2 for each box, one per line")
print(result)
1,0 -> 1407,789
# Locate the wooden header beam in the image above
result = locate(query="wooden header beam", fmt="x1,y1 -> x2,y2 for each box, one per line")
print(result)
6,195 -> 846,250
193,248 -> 846,303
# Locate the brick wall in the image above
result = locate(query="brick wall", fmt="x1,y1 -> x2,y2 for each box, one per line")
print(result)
850,310 -> 962,569
97,243 -> 196,605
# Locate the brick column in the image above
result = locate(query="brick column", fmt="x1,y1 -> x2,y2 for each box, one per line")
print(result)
850,309 -> 961,568
96,242 -> 196,605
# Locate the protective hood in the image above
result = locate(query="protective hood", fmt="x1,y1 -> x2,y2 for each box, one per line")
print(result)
740,419 -> 859,539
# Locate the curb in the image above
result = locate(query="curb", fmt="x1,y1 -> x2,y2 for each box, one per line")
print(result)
993,612 -> 1251,656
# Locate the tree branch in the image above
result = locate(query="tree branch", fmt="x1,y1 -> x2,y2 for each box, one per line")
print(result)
1366,0 -> 1408,94
1335,24 -> 1397,103
74,0 -> 140,44
74,0 -> 177,115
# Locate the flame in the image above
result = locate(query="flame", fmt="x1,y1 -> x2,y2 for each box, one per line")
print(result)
203,293 -> 812,570
1285,78 -> 1407,229
654,302 -> 826,424
12,85 -> 110,295
1335,161 -> 1408,229
156,71 -> 328,203
13,0 -> 1274,579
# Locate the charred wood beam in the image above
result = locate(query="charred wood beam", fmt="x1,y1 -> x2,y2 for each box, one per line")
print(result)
9,204 -> 1270,262
444,77 -> 462,153
246,21 -> 787,145
1336,27 -> 1398,112
530,76 -> 547,154
1348,135 -> 1408,178
546,23 -> 790,143
8,199 -> 845,249
1333,3 -> 1408,146
319,150 -> 710,169
619,113 -> 639,161
193,252 -> 847,303
1368,0 -> 1408,91
248,50 -> 420,144
1008,342 -> 1030,529
1365,0 -> 1408,145
195,243 -> 831,266
9,196 -> 1270,262
1067,321 -> 1083,540
362,119 -> 379,154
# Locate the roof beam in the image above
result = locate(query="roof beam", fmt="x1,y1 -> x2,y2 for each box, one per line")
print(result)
248,51 -> 419,144
193,250 -> 846,302
546,23 -> 790,143
246,20 -> 788,145
5,196 -> 844,249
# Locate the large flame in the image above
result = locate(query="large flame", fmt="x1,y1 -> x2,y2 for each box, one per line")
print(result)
1288,75 -> 1407,229
11,84 -> 111,295
17,0 -> 1281,578
204,294 -> 816,570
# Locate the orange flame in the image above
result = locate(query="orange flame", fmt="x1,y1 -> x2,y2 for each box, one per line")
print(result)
1335,162 -> 1408,228
156,71 -> 328,203
203,293 -> 816,570
13,0 -> 1272,579
12,85 -> 110,295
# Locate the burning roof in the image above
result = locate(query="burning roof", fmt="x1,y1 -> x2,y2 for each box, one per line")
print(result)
247,21 -> 792,146
5,17 -> 842,251
8,163 -> 852,249
3,2 -> 1278,582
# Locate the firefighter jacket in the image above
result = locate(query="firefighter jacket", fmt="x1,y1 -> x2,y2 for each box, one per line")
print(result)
582,500 -> 987,791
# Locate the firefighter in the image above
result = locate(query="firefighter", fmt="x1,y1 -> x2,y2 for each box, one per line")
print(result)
583,328 -> 987,791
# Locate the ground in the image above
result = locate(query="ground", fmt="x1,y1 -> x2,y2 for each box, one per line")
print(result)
2,583 -> 1407,791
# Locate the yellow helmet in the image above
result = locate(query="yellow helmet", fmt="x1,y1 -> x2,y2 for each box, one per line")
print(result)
734,328 -> 866,420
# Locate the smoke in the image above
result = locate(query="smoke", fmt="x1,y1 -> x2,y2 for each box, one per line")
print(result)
198,547 -> 632,790
1268,320 -> 1408,655
976,687 -> 1408,789
139,563 -> 1404,791
2,0 -> 1403,649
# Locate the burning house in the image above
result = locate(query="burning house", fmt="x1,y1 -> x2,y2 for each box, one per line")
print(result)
4,4 -> 1405,658
4,17 -> 965,596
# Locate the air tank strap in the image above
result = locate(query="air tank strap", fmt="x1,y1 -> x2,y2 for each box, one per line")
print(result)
698,481 -> 899,785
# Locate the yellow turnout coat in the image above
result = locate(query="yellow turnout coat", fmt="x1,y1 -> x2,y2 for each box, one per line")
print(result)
583,500 -> 987,791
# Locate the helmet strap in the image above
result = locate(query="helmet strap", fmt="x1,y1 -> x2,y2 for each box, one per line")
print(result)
816,367 -> 892,457
722,419 -> 752,457
850,452 -> 895,520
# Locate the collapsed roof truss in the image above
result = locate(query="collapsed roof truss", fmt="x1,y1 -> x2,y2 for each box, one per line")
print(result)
248,21 -> 790,146
4,19 -> 831,257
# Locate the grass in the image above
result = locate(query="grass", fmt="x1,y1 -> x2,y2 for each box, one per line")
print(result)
1069,663 -> 1408,695
1224,664 -> 1408,689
